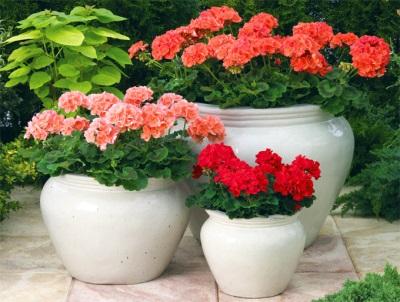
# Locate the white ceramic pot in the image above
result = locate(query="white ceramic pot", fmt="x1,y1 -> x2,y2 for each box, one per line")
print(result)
189,103 -> 354,247
40,174 -> 190,284
201,210 -> 305,298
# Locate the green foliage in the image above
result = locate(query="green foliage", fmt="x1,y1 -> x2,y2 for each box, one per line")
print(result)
312,263 -> 400,302
0,5 -> 131,109
333,127 -> 400,222
0,136 -> 38,221
187,180 -> 314,219
29,130 -> 194,191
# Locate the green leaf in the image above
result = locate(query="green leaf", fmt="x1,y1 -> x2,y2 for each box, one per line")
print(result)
9,66 -> 31,78
84,31 -> 108,44
68,81 -> 92,94
106,47 -> 132,67
99,66 -> 121,82
148,147 -> 168,162
67,45 -> 97,59
342,86 -> 362,101
8,46 -> 44,62
325,67 -> 346,80
5,75 -> 28,87
92,8 -> 127,23
29,71 -> 51,89
58,64 -> 80,77
53,78 -> 71,89
5,30 -> 43,43
91,27 -> 129,40
256,82 -> 269,91
34,86 -> 50,98
322,96 -> 349,114
41,97 -> 54,109
0,61 -> 20,71
317,80 -> 343,98
46,25 -> 84,46
30,55 -> 54,69
114,167 -> 138,180
91,73 -> 118,86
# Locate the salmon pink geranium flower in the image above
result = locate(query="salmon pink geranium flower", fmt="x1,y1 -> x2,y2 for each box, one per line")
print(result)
24,86 -> 226,191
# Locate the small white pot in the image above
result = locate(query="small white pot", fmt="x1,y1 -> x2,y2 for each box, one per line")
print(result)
40,174 -> 190,284
201,210 -> 306,298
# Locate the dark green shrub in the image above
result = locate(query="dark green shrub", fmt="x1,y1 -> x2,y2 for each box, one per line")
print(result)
312,263 -> 400,302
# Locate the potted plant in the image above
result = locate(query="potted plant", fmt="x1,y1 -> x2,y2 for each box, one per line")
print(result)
23,86 -> 225,284
128,6 -> 391,246
186,142 -> 321,298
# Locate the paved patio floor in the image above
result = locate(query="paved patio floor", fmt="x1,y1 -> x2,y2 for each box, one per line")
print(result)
1,186 -> 399,302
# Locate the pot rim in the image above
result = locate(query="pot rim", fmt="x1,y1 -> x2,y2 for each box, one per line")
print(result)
205,209 -> 301,228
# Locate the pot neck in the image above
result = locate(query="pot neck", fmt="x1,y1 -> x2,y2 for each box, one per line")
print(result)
52,174 -> 175,191
205,210 -> 300,228
196,103 -> 333,127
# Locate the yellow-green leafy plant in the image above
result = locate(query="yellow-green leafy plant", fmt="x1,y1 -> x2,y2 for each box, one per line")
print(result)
0,5 -> 131,110
0,137 -> 38,221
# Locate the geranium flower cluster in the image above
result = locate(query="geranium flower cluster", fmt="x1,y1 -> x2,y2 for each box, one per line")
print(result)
193,143 -> 321,208
129,6 -> 390,77
25,87 -> 226,151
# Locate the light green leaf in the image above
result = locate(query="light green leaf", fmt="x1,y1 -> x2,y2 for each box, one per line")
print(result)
106,47 -> 132,67
8,46 -> 44,62
9,66 -> 31,78
92,8 -> 127,23
32,16 -> 57,28
91,27 -> 129,40
58,64 -> 80,77
67,45 -> 97,59
41,97 -> 54,109
92,73 -> 118,86
0,61 -> 20,71
68,81 -> 92,94
5,30 -> 43,43
69,6 -> 87,15
91,73 -> 118,86
34,86 -> 50,98
46,25 -> 84,46
31,55 -> 54,69
5,75 -> 28,87
53,78 -> 71,88
98,66 -> 121,82
83,31 -> 108,44
29,71 -> 51,89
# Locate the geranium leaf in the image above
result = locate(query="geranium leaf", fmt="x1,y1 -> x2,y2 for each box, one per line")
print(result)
148,147 -> 168,162
317,80 -> 343,98
342,86 -> 362,100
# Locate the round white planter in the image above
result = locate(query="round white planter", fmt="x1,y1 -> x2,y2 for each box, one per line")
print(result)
40,174 -> 190,284
201,210 -> 305,298
189,103 -> 354,247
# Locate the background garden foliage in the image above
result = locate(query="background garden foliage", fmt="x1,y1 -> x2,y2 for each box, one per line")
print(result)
0,0 -> 399,222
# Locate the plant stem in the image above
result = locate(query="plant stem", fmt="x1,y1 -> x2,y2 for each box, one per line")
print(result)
202,64 -> 229,90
